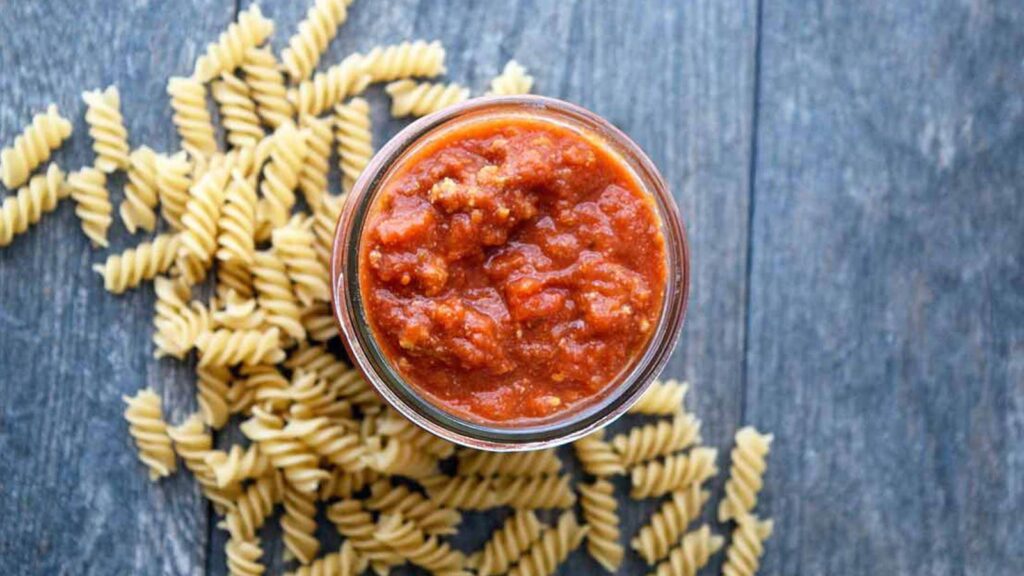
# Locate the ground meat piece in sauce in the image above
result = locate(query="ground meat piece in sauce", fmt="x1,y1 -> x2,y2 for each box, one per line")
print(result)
360,117 -> 666,423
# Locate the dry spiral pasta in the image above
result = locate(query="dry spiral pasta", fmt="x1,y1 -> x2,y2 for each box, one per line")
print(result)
320,468 -> 378,501
259,122 -> 308,233
0,163 -> 68,247
67,167 -> 112,248
167,76 -> 218,159
167,413 -> 238,512
152,276 -> 210,359
242,47 -> 294,129
719,426 -> 773,523
631,483 -> 710,565
649,525 -> 724,576
120,145 -> 160,233
225,471 -> 285,541
122,388 -> 176,481
361,40 -> 446,82
487,60 -> 534,96
212,292 -> 267,331
240,407 -> 329,493
386,79 -> 469,118
721,515 -> 773,576
334,97 -> 372,191
288,369 -> 353,419
283,414 -> 366,473
205,443 -> 272,489
377,409 -> 455,459
508,511 -> 587,576
630,379 -> 689,415
216,168 -> 258,268
366,479 -> 462,536
298,114 -> 333,208
0,104 -> 72,189
92,233 -> 180,294
289,54 -> 370,117
252,250 -> 307,341
196,365 -> 232,430
177,167 -> 230,285
285,344 -> 378,409
313,193 -> 345,265
467,510 -> 543,576
212,73 -> 264,149
421,474 -> 503,511
573,429 -> 625,477
196,327 -> 286,367
457,448 -> 561,477
156,151 -> 192,230
82,86 -> 130,173
282,483 -> 321,565
281,0 -> 350,82
194,4 -> 275,82
226,538 -> 265,576
611,412 -> 702,466
374,513 -> 466,573
300,302 -> 337,342
326,499 -> 405,568
500,475 -> 576,510
285,541 -> 364,576
272,215 -> 330,306
630,447 -> 719,499
579,479 -> 624,572
367,437 -> 439,479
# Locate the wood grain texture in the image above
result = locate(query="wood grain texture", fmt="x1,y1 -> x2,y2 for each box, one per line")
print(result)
745,1 -> 1024,575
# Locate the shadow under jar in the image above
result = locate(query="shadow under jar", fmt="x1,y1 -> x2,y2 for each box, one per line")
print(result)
332,96 -> 688,451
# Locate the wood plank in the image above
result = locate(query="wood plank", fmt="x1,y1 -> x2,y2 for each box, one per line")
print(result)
745,1 -> 1024,574
0,1 -> 235,574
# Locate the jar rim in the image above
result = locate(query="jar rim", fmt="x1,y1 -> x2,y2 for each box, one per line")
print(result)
331,95 -> 689,451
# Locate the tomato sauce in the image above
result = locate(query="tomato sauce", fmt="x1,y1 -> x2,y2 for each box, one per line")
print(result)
359,116 -> 667,423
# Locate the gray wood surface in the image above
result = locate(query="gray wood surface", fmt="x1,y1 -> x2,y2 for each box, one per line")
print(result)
0,1 -> 1019,575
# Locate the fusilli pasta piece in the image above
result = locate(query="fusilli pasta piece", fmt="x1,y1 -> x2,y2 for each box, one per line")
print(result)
282,483 -> 320,565
225,471 -> 285,541
367,437 -> 439,479
196,365 -> 232,429
298,114 -> 332,208
719,427 -> 773,523
120,145 -> 160,233
386,79 -> 469,118
218,259 -> 255,302
258,122 -> 307,232
326,499 -> 405,568
281,0 -> 350,82
242,47 -> 294,129
0,163 -> 68,247
206,443 -> 272,488
82,86 -> 130,173
648,525 -> 724,576
313,193 -> 345,265
122,388 -> 177,481
362,40 -> 446,83
630,379 -> 688,415
289,54 -> 370,117
573,429 -> 625,477
375,513 -> 466,573
68,167 -> 112,247
0,104 -> 72,189
467,510 -> 542,576
152,276 -> 210,358
319,468 -> 379,501
213,73 -> 264,149
272,215 -> 330,305
92,233 -> 179,294
286,541 -> 365,576
579,479 -> 624,572
377,409 -> 455,459
301,301 -> 337,342
167,413 -> 238,511
612,412 -> 702,466
487,60 -> 534,96
334,97 -> 372,191
507,511 -> 587,576
284,414 -> 365,472
284,344 -> 378,408
500,475 -> 576,509
366,479 -> 462,536
177,167 -> 229,285
252,250 -> 307,341
226,538 -> 266,576
156,151 -> 192,230
217,168 -> 258,268
194,4 -> 275,82
196,327 -> 285,367
168,76 -> 218,159
240,407 -> 329,493
629,447 -> 718,500
212,292 -> 266,331
632,483 -> 710,565
422,474 -> 503,511
457,449 -> 561,477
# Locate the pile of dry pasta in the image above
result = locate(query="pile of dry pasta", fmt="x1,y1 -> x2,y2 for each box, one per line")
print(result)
0,2 -> 774,575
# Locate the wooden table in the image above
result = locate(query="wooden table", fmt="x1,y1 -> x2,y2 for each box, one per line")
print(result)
1,1 -> 1021,574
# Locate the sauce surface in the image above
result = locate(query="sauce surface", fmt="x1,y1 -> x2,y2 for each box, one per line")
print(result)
359,115 -> 666,423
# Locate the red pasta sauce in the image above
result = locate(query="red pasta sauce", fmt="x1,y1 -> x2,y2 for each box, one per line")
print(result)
359,115 -> 666,424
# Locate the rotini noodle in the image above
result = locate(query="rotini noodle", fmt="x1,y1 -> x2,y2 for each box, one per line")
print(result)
298,114 -> 332,208
206,443 -> 272,489
361,40 -> 446,83
281,0 -> 350,82
225,471 -> 285,541
718,426 -> 773,523
386,79 -> 469,118
377,409 -> 455,459
629,447 -> 718,500
242,47 -> 294,129
67,167 -> 112,247
196,327 -> 286,367
122,388 -> 177,481
258,122 -> 307,232
507,511 -> 587,576
611,412 -> 702,466
500,475 -> 576,510
487,60 -> 534,96
82,86 -> 130,173
366,479 -> 462,536
194,4 -> 275,82
289,54 -> 370,117
301,301 -> 337,342
226,538 -> 266,576
631,483 -> 710,565
457,449 -> 561,477
573,429 -> 625,477
156,151 -> 192,230
167,76 -> 218,159
579,479 -> 624,572
319,468 -> 379,501
120,145 -> 160,233
375,513 -> 466,573
217,168 -> 258,268
313,193 -> 345,266
334,97 -> 372,191
212,73 -> 264,149
0,163 -> 68,247
177,167 -> 230,285
0,104 -> 72,189
630,379 -> 688,415
152,276 -> 210,359
252,250 -> 307,341
367,437 -> 439,479
284,413 -> 366,473
272,215 -> 330,305
326,499 -> 405,568
212,292 -> 267,331
648,525 -> 724,576
282,483 -> 320,564
286,541 -> 365,576
467,510 -> 542,576
92,233 -> 179,294
167,413 -> 238,512
217,259 -> 255,302
240,407 -> 329,493
196,365 -> 232,429
422,474 -> 503,511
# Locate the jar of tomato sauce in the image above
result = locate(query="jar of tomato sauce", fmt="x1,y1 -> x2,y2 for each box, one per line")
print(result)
332,96 -> 689,451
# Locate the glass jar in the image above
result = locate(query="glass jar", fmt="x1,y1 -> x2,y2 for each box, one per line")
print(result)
331,95 -> 689,451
